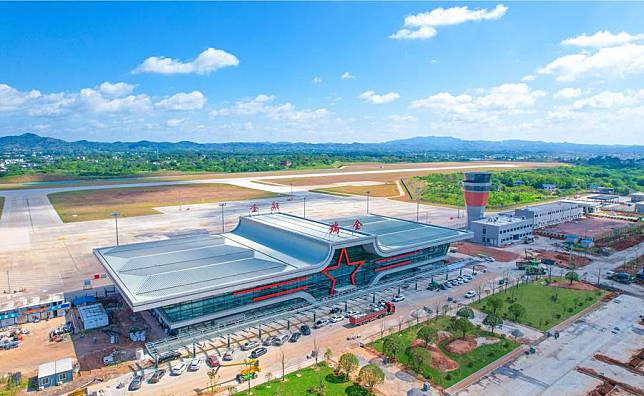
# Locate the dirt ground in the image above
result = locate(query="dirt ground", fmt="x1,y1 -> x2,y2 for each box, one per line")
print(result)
314,183 -> 401,198
47,183 -> 278,222
452,242 -> 521,262
541,217 -> 632,239
444,337 -> 478,355
547,280 -> 599,291
596,233 -> 644,251
428,345 -> 460,372
534,249 -> 592,268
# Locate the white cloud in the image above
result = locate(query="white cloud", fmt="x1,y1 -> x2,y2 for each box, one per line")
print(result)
79,88 -> 152,113
538,43 -> 644,81
359,91 -> 400,104
554,88 -> 582,99
521,75 -> 536,82
562,30 -> 644,48
312,76 -> 323,84
155,91 -> 206,111
133,48 -> 239,75
571,90 -> 643,110
340,72 -> 355,80
99,82 -> 135,97
410,83 -> 545,114
210,94 -> 329,122
166,118 -> 185,127
388,114 -> 418,123
390,4 -> 507,40
0,84 -> 41,111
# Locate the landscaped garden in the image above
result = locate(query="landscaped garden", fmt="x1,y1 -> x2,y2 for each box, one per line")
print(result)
368,316 -> 518,388
234,362 -> 375,396
472,278 -> 608,331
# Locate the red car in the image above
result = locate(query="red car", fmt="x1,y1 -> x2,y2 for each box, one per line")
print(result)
206,355 -> 220,367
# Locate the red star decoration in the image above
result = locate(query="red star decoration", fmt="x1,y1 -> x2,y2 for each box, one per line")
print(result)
321,247 -> 366,296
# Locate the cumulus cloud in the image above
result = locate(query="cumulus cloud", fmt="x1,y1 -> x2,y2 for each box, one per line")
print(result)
571,90 -> 643,110
155,91 -> 206,111
538,43 -> 644,81
133,48 -> 239,75
0,84 -> 41,111
340,72 -> 355,80
210,94 -> 329,122
388,114 -> 418,122
99,82 -> 135,97
410,83 -> 545,114
312,76 -> 323,84
359,91 -> 400,104
390,4 -> 507,40
562,30 -> 644,48
166,118 -> 185,127
554,88 -> 582,99
79,88 -> 152,113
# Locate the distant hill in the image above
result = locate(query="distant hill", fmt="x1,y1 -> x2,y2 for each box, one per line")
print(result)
0,133 -> 642,156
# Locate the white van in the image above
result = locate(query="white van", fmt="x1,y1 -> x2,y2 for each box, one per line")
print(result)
273,334 -> 290,346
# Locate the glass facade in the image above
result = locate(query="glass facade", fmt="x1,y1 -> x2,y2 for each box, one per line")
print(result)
158,243 -> 450,329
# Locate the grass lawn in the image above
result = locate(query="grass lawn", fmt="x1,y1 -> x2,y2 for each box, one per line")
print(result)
313,183 -> 400,198
47,183 -> 279,222
0,196 -> 4,220
472,280 -> 608,331
369,316 -> 518,388
234,362 -> 372,396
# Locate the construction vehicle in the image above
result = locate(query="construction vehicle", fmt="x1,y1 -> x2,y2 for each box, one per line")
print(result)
219,359 -> 261,383
349,302 -> 396,326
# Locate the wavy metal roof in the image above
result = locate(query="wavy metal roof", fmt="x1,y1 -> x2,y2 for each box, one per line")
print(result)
94,213 -> 471,311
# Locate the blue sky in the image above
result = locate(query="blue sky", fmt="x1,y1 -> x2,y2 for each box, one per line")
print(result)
1,2 -> 643,144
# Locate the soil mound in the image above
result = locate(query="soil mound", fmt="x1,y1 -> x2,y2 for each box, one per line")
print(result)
427,345 -> 459,372
444,337 -> 477,355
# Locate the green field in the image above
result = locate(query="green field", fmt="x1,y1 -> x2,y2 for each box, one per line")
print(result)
234,362 -> 372,396
47,183 -> 278,222
472,280 -> 607,331
0,196 -> 4,220
369,316 -> 518,388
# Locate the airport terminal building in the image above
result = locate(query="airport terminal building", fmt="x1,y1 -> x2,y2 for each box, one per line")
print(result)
94,213 -> 471,332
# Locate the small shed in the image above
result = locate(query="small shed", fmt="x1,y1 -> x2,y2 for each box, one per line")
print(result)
78,303 -> 109,330
37,358 -> 73,389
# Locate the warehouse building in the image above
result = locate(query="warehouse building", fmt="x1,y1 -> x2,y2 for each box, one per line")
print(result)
469,215 -> 534,247
95,213 -> 471,332
514,202 -> 583,229
0,295 -> 70,327
37,358 -> 73,389
631,192 -> 644,203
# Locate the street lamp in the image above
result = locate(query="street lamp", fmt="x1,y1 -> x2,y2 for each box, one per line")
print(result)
111,211 -> 120,246
415,187 -> 421,222
366,191 -> 371,214
218,202 -> 226,233
303,196 -> 306,218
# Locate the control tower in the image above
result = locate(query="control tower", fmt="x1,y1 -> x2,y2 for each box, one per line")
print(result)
463,172 -> 492,229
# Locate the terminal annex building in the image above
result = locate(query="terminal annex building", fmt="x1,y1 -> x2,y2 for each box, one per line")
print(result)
95,213 -> 471,333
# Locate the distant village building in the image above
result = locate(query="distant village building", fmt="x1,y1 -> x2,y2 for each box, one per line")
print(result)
630,192 -> 644,203
280,160 -> 293,167
596,186 -> 615,194
540,183 -> 557,192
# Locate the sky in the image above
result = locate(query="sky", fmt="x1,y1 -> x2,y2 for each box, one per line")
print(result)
0,2 -> 643,145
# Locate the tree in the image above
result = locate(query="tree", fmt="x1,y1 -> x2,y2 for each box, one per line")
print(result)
456,306 -> 474,319
324,347 -> 333,363
313,337 -> 320,365
508,303 -> 527,321
382,337 -> 404,362
565,271 -> 579,285
358,364 -> 385,392
488,296 -> 504,314
451,317 -> 474,339
337,353 -> 359,379
483,314 -> 503,333
280,350 -> 286,381
417,326 -> 437,347
408,347 -> 432,374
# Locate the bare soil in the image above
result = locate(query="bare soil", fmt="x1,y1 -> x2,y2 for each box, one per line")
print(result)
314,183 -> 401,198
547,280 -> 599,291
444,337 -> 478,355
452,242 -> 521,262
427,345 -> 460,372
534,249 -> 592,268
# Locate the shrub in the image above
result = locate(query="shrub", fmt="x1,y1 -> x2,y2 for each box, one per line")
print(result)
567,307 -> 573,313
445,373 -> 453,381
555,313 -> 562,319
466,360 -> 474,368
578,302 -> 584,306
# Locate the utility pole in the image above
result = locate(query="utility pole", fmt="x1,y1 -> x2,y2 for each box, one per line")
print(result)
218,202 -> 226,233
366,191 -> 370,214
111,211 -> 120,246
303,197 -> 306,218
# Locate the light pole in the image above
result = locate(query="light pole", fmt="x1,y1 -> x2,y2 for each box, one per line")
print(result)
303,196 -> 306,218
366,191 -> 371,214
415,187 -> 421,222
218,202 -> 226,233
111,211 -> 120,246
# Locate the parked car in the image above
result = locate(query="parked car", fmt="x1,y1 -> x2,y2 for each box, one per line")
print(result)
464,290 -> 477,299
189,358 -> 201,371
485,257 -> 496,262
300,325 -> 311,336
345,310 -> 361,318
289,332 -> 301,342
315,319 -> 329,328
443,282 -> 452,288
274,334 -> 290,346
148,369 -> 166,384
378,299 -> 388,305
206,355 -> 220,367
171,361 -> 187,376
392,295 -> 405,302
262,338 -> 272,346
250,347 -> 268,359
605,270 -> 616,277
223,350 -> 233,361
329,306 -> 342,314
241,341 -> 259,351
330,315 -> 344,323
157,351 -> 181,364
129,375 -> 143,391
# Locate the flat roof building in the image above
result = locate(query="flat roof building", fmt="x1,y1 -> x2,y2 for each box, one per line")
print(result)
95,213 -> 471,331
38,358 -> 73,389
470,215 -> 534,247
630,192 -> 644,203
514,202 -> 583,229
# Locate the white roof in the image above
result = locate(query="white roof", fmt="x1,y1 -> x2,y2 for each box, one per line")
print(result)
38,358 -> 73,378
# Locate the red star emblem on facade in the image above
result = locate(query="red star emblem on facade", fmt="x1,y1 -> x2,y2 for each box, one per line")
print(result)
321,248 -> 366,296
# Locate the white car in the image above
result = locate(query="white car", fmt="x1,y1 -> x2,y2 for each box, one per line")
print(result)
392,295 -> 405,302
189,358 -> 201,371
314,319 -> 329,328
330,315 -> 344,323
171,361 -> 187,375
464,290 -> 477,299
605,271 -> 615,277
345,310 -> 361,318
485,257 -> 496,262
241,341 -> 259,351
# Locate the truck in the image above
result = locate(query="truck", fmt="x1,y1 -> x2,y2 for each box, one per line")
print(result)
349,302 -> 395,326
